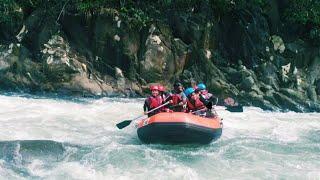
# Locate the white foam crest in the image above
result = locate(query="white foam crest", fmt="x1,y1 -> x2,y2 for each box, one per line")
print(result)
45,162 -> 103,180
0,160 -> 24,180
1,94 -> 320,179
0,95 -> 143,145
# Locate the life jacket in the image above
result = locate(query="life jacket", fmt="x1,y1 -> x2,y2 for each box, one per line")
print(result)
187,98 -> 205,112
201,90 -> 213,100
169,93 -> 187,112
171,93 -> 182,105
147,96 -> 162,109
160,95 -> 168,112
145,95 -> 163,117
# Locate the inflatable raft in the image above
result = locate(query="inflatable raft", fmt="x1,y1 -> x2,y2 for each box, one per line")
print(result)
136,112 -> 222,144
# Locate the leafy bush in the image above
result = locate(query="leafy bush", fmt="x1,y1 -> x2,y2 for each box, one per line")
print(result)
0,0 -> 20,23
120,7 -> 152,29
284,0 -> 320,26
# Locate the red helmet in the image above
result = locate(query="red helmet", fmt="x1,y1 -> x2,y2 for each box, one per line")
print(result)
149,85 -> 159,91
158,85 -> 165,92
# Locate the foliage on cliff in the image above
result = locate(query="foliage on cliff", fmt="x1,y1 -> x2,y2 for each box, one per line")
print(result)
1,0 -> 319,30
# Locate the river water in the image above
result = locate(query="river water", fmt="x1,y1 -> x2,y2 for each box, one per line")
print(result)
0,94 -> 319,179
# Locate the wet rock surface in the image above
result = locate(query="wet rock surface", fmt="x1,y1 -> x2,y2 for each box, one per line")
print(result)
0,2 -> 319,112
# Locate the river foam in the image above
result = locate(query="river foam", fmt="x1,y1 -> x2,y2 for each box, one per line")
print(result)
0,94 -> 319,179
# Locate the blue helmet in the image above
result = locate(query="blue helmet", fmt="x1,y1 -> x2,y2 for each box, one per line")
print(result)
184,87 -> 195,97
197,83 -> 206,90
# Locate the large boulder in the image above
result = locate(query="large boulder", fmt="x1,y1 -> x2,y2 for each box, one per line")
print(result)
316,79 -> 320,95
240,76 -> 255,91
140,33 -> 173,82
307,86 -> 318,102
308,56 -> 320,85
0,44 -> 18,71
0,43 -> 40,90
40,34 -> 130,96
279,88 -> 308,105
245,91 -> 279,111
61,74 -> 114,96
273,92 -> 305,112
259,62 -> 280,90
139,24 -> 188,83
221,66 -> 242,84
41,34 -> 84,84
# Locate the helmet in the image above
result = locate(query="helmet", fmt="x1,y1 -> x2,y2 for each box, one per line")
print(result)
149,85 -> 159,91
184,87 -> 195,97
174,82 -> 182,88
197,83 -> 206,90
158,85 -> 165,92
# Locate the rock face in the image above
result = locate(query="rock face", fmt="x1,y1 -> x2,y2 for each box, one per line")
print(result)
0,2 -> 320,112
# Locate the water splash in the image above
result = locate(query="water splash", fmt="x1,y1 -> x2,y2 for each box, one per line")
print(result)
0,94 -> 319,179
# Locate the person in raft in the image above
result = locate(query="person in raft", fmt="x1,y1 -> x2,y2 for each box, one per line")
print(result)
158,84 -> 173,112
158,85 -> 171,102
143,85 -> 163,117
166,82 -> 187,112
185,87 -> 217,118
184,87 -> 206,115
196,83 -> 218,106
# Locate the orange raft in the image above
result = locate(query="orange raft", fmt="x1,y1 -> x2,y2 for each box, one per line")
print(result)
136,112 -> 223,144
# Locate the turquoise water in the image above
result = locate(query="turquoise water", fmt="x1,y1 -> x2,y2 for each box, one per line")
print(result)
0,94 -> 319,179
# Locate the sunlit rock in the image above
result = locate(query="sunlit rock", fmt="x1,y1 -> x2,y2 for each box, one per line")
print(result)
114,35 -> 120,41
205,49 -> 212,59
282,63 -> 291,77
16,25 -> 28,42
271,35 -> 285,53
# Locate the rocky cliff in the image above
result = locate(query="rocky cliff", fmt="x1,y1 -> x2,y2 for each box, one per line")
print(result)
0,0 -> 320,112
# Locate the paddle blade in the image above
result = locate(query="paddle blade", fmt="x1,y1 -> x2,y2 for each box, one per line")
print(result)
116,120 -> 132,129
225,105 -> 243,112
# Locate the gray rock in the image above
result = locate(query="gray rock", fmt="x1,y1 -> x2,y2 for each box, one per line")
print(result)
221,67 -> 242,84
316,79 -> 320,95
208,78 -> 240,97
307,101 -> 320,112
0,60 -> 10,71
273,92 -> 304,112
240,76 -> 255,90
307,86 -> 318,102
280,88 -> 308,105
240,91 -> 278,111
308,56 -> 320,84
140,32 -> 175,82
263,92 -> 281,108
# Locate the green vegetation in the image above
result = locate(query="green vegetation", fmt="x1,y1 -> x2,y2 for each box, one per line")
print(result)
284,0 -> 320,26
0,0 -> 320,37
0,0 -> 20,23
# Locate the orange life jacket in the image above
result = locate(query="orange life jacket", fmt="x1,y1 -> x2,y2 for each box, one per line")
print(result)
187,98 -> 205,112
145,95 -> 163,117
147,96 -> 163,109
171,93 -> 182,105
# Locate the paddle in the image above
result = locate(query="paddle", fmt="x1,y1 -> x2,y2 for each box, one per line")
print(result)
116,101 -> 171,129
191,108 -> 207,114
205,99 -> 243,113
